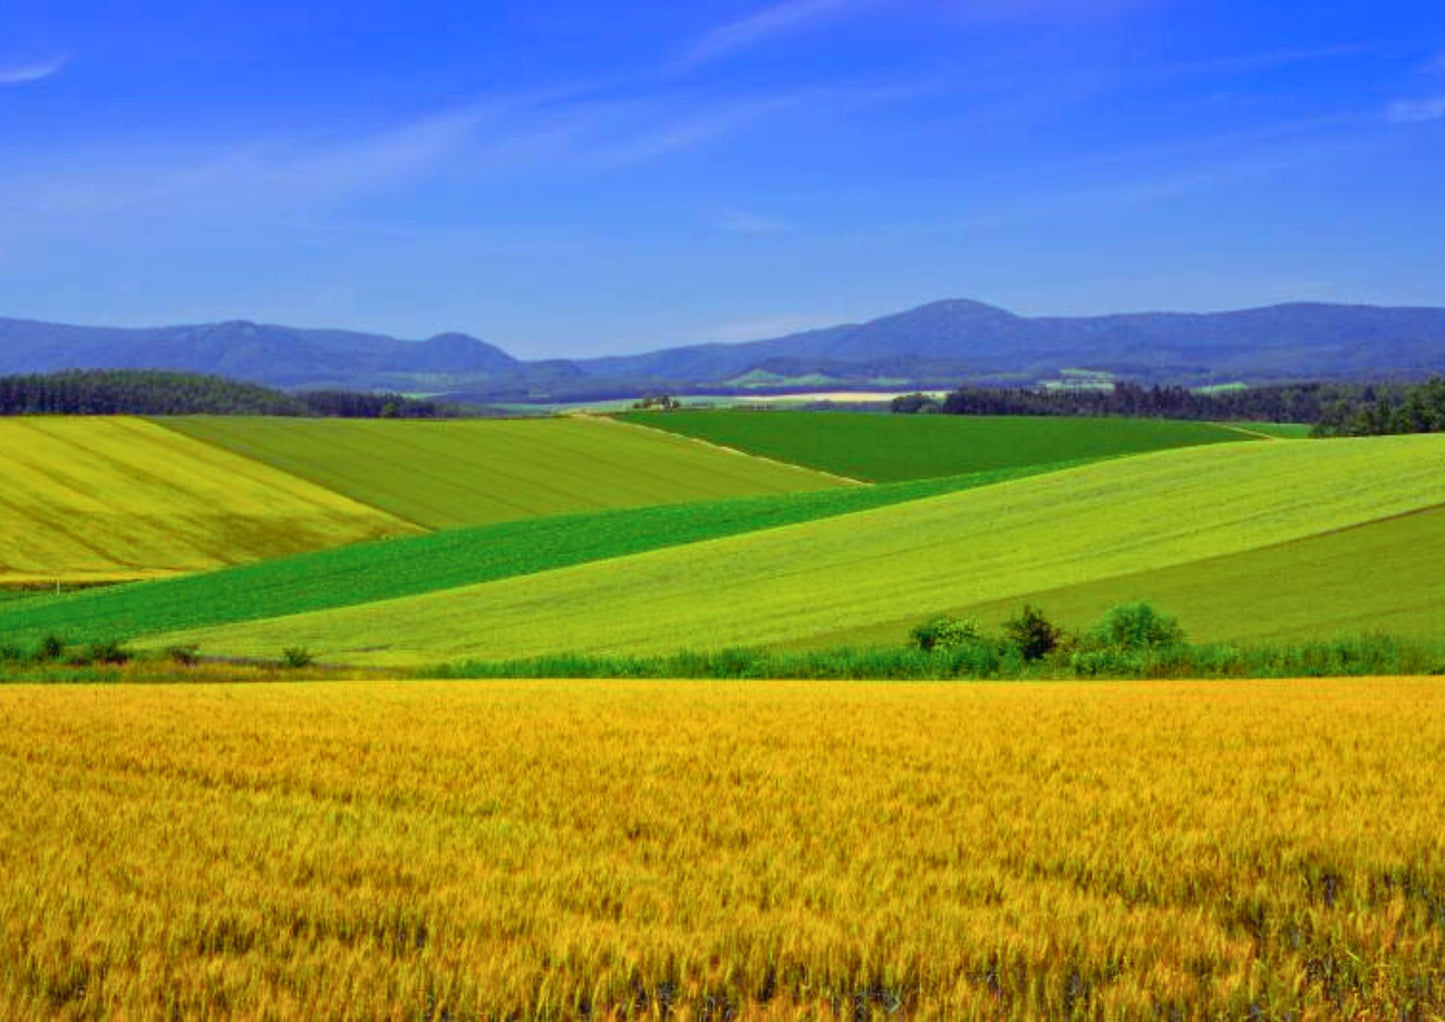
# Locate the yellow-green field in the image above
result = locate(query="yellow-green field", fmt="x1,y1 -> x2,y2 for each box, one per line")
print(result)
2,678 -> 1442,1017
164,415 -> 849,529
152,434 -> 1445,664
799,504 -> 1445,649
0,417 -> 417,584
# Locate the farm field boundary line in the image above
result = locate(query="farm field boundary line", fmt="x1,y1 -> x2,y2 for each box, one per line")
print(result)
594,412 -> 869,485
158,415 -> 846,530
0,462 -> 1079,647
145,434 -> 1445,665
614,410 -> 1256,482
0,416 -> 418,585
1214,423 -> 1291,441
789,502 -> 1445,649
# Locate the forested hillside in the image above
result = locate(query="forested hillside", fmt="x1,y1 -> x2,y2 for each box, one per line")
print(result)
0,370 -> 456,417
901,378 -> 1445,433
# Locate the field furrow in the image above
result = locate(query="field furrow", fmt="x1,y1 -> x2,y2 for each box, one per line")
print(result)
616,410 -> 1251,481
0,417 -> 419,584
161,415 -> 848,529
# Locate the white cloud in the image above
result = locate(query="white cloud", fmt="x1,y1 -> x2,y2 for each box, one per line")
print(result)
0,53 -> 69,85
1387,95 -> 1445,123
0,83 -> 832,229
675,0 -> 869,70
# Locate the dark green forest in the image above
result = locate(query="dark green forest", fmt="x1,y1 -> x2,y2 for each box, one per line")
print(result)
0,370 -> 460,417
896,379 -> 1445,434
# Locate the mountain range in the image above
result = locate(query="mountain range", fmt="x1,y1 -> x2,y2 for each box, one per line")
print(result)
2,298 -> 1443,401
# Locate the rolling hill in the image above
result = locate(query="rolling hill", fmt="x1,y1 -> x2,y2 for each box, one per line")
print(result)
0,463 -> 1075,647
140,434 -> 1445,664
163,415 -> 847,529
616,411 -> 1251,482
794,505 -> 1445,649
0,417 -> 418,585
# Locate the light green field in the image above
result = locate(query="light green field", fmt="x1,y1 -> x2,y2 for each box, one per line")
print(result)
162,415 -> 847,529
794,505 -> 1445,649
0,463 -> 1070,648
149,434 -> 1445,665
0,417 -> 417,585
615,410 -> 1251,482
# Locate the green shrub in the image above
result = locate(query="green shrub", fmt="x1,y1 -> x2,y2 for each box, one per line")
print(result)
1004,605 -> 1062,661
35,635 -> 65,662
166,644 -> 202,666
83,639 -> 133,665
1089,601 -> 1185,650
910,615 -> 984,652
281,647 -> 314,669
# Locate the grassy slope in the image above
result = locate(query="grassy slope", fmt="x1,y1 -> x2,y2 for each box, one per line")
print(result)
0,417 -> 417,584
0,463 -> 1070,647
149,434 -> 1445,665
1218,421 -> 1314,439
162,415 -> 846,529
614,410 -> 1250,481
793,505 -> 1445,649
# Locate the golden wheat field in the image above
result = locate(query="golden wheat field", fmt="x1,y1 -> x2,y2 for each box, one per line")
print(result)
2,678 -> 1443,1019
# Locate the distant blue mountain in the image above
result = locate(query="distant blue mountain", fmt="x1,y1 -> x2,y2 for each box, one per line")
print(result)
0,318 -> 518,389
2,298 -> 1443,399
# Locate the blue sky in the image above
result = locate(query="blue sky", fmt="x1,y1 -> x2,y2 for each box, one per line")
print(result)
1,0 -> 1443,356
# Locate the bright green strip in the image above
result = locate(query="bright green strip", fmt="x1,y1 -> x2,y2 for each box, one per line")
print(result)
150,435 -> 1445,666
615,411 -> 1250,482
160,415 -> 847,530
790,505 -> 1445,649
0,463 -> 1069,648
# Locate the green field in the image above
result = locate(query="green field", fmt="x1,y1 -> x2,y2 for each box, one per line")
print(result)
147,435 -> 1445,665
0,417 -> 417,585
163,415 -> 846,529
615,410 -> 1253,481
1218,421 -> 1314,439
0,463 -> 1073,648
795,505 -> 1445,649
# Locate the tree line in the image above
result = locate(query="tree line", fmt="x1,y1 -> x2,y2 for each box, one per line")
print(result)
894,378 -> 1445,433
0,370 -> 462,418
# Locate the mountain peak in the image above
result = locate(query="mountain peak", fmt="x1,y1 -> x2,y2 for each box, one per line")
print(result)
911,298 -> 1018,318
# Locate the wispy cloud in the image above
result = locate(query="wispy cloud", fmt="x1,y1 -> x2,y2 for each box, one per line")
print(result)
1161,42 -> 1375,79
0,53 -> 69,85
1387,95 -> 1445,123
674,0 -> 870,70
0,80 -> 882,228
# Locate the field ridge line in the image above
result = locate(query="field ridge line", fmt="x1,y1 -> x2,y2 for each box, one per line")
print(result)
586,413 -> 870,486
1215,423 -> 1287,441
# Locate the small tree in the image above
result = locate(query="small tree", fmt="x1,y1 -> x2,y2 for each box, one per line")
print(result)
1004,605 -> 1060,661
910,615 -> 983,652
36,634 -> 65,662
282,647 -> 314,668
1089,602 -> 1184,650
166,644 -> 201,666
